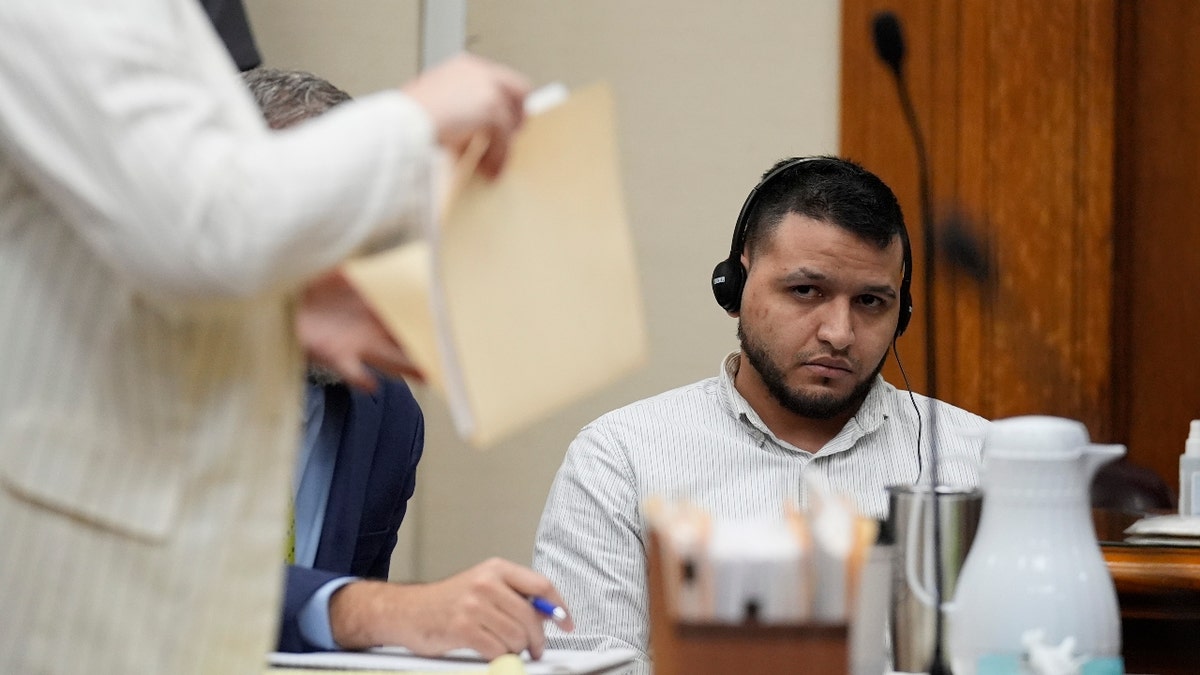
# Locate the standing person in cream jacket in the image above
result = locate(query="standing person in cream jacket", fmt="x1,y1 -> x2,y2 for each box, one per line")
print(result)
0,1 -> 532,672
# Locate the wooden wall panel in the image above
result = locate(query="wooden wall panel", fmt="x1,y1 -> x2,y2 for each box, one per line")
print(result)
1116,0 -> 1200,491
982,1 -> 1115,434
842,0 -> 1117,441
842,0 -> 936,396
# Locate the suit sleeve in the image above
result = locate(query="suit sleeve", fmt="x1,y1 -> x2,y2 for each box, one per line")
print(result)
278,564 -> 348,652
0,2 -> 434,306
360,378 -> 425,579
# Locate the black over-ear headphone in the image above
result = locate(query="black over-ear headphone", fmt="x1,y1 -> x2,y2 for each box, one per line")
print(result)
709,157 -> 914,337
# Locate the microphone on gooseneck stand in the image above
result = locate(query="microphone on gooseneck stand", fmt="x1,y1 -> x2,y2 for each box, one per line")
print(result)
872,10 -> 950,675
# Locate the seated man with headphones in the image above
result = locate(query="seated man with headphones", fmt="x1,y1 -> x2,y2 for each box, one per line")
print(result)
531,156 -> 987,668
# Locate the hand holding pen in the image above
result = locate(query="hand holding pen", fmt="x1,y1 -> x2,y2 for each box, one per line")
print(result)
328,557 -> 573,660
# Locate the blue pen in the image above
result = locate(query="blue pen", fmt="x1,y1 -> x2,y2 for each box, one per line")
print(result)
530,596 -> 568,622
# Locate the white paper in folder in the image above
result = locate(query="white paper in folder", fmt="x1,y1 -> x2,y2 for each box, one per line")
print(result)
342,83 -> 647,447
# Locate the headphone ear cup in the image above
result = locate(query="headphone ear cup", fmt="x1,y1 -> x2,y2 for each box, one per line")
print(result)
896,291 -> 913,337
711,258 -> 746,312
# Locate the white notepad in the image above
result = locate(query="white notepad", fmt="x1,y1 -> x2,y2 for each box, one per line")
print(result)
1123,513 -> 1200,546
268,646 -> 638,674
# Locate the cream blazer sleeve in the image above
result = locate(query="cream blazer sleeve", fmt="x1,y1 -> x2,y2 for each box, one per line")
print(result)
0,0 -> 436,304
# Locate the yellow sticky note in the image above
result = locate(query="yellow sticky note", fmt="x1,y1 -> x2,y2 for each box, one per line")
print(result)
488,654 -> 527,675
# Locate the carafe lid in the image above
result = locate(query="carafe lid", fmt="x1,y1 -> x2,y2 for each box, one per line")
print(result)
983,415 -> 1089,458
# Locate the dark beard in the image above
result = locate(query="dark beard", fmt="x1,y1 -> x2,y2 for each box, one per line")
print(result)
737,321 -> 884,420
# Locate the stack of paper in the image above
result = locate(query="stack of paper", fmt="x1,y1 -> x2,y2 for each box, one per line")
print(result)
267,647 -> 638,674
343,83 -> 647,447
1124,514 -> 1200,546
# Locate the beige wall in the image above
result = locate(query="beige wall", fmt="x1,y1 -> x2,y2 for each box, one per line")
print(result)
245,0 -> 841,583
244,0 -> 421,93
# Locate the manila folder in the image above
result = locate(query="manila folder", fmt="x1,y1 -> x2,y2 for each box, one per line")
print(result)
343,83 -> 647,447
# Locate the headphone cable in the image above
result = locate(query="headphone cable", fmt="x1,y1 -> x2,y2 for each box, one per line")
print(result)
892,338 -> 923,484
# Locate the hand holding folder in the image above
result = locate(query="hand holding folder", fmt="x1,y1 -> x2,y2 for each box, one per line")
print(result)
342,83 -> 647,447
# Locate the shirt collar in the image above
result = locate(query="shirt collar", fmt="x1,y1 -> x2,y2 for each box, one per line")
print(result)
717,351 -> 893,454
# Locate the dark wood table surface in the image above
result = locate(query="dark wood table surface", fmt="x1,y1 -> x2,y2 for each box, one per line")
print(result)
1095,509 -> 1200,674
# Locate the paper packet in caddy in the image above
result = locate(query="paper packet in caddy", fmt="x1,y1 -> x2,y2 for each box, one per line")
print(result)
644,493 -> 877,675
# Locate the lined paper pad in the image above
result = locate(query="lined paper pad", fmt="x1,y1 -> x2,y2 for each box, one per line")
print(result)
268,647 -> 637,674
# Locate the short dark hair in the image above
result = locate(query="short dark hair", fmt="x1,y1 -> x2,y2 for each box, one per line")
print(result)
742,156 -> 907,260
241,67 -> 352,129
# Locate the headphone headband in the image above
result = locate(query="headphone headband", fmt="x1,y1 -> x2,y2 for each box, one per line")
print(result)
725,159 -> 811,258
710,157 -> 914,337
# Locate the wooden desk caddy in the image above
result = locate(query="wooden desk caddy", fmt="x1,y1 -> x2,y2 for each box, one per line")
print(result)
647,531 -> 849,675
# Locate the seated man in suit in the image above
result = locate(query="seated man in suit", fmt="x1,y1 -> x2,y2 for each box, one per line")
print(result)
246,67 -> 573,658
282,368 -> 425,651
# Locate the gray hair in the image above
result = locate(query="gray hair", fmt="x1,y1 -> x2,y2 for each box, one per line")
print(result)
242,67 -> 352,129
247,68 -> 354,387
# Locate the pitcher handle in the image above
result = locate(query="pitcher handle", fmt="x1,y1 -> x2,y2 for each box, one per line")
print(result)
904,452 -> 982,609
904,495 -> 937,608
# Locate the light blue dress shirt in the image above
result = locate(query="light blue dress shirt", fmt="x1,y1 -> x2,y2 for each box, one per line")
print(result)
295,383 -> 359,649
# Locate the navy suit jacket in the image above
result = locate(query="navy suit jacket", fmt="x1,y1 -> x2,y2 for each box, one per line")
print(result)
278,378 -> 424,652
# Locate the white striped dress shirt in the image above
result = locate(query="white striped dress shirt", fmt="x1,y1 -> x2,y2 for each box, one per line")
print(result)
533,352 -> 987,671
0,1 -> 435,672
